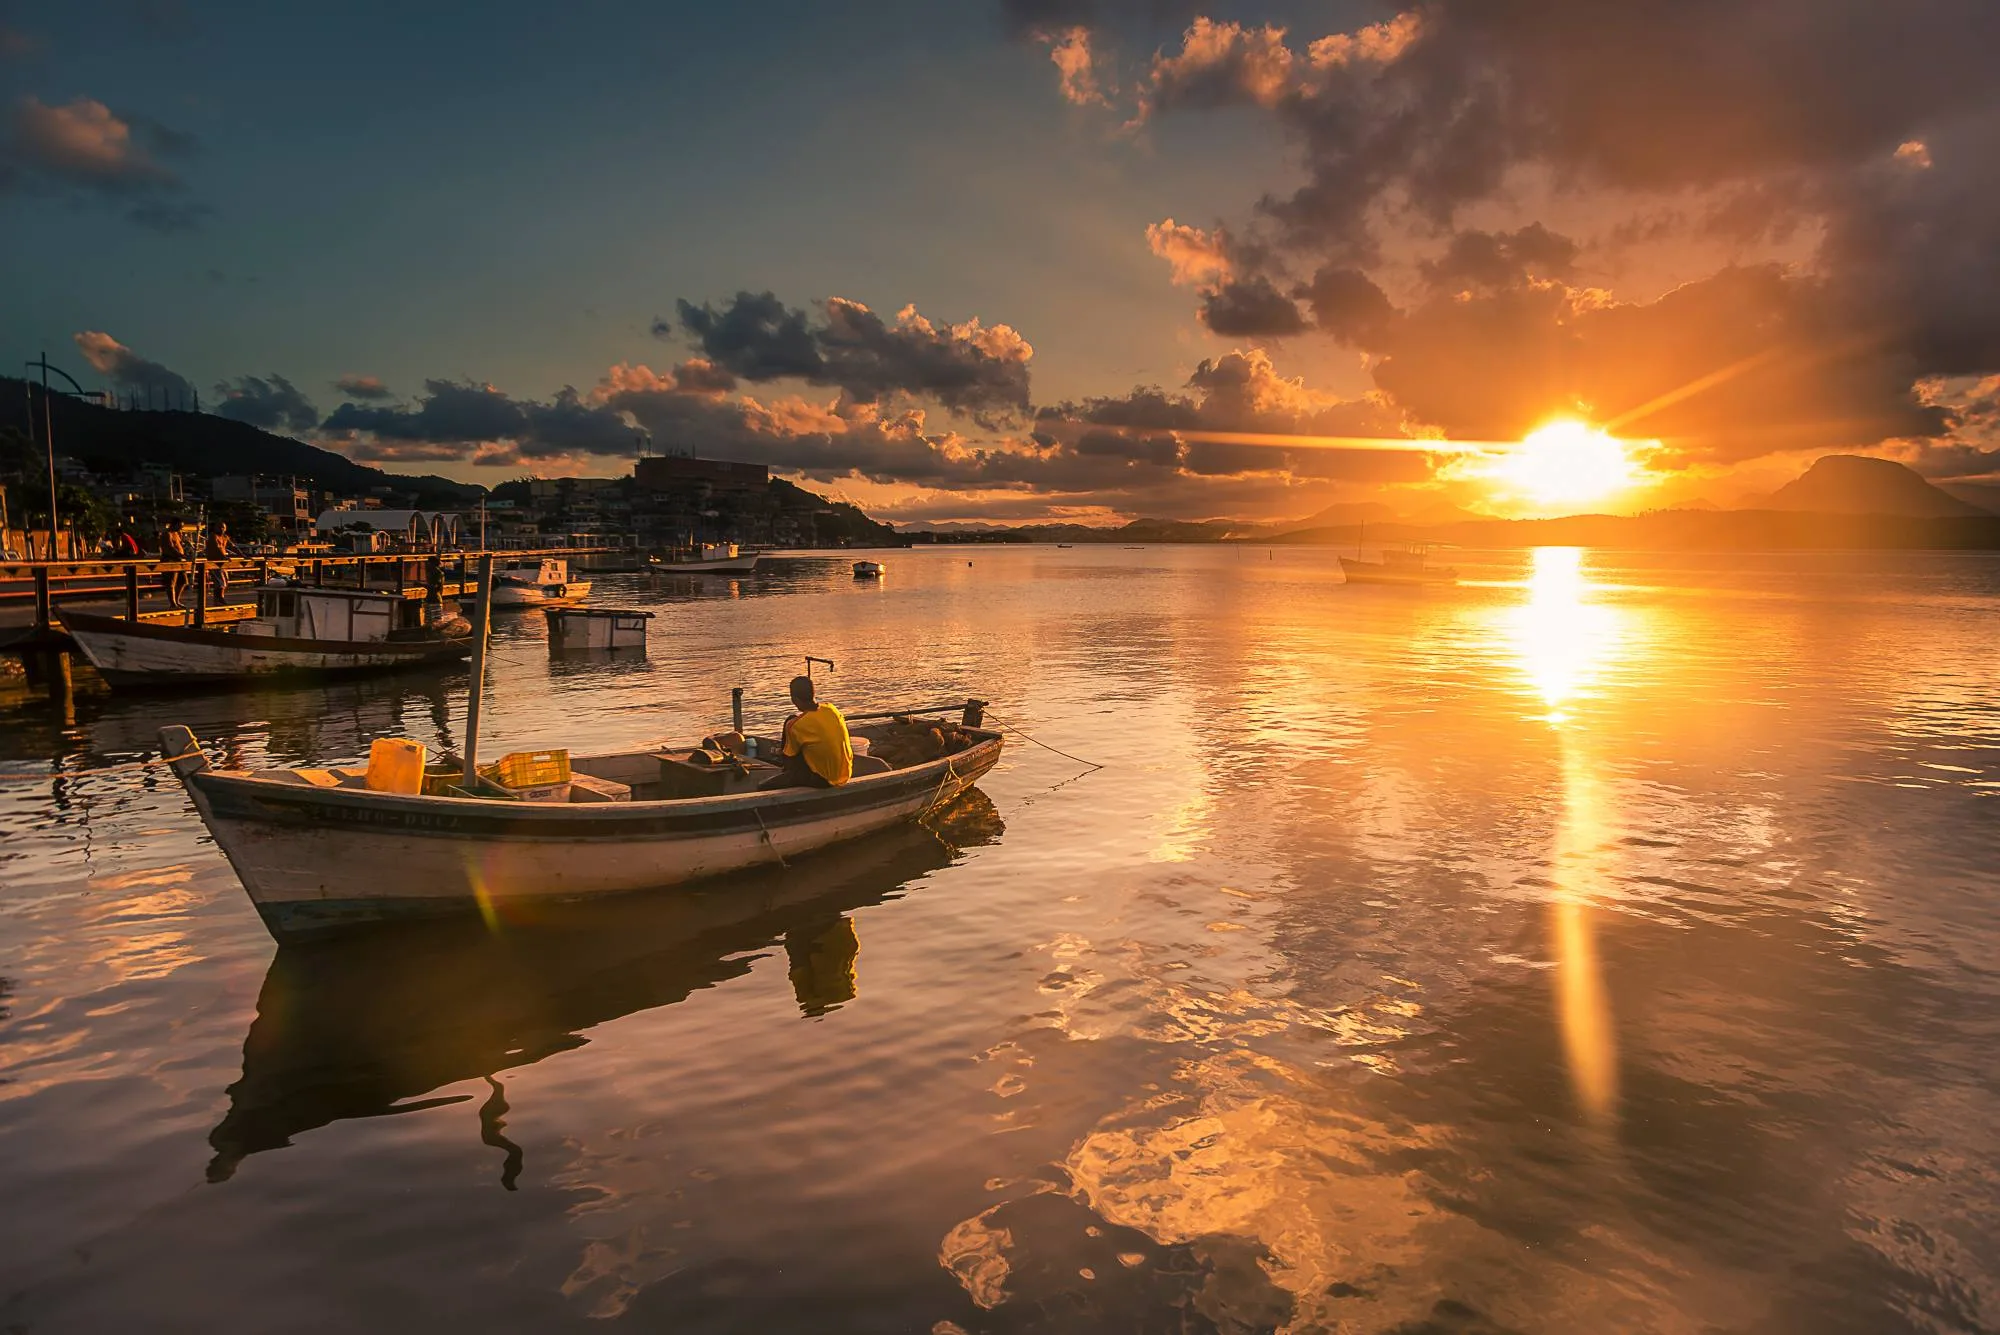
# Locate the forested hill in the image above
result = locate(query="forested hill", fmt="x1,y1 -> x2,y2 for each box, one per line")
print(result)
2,377 -> 481,508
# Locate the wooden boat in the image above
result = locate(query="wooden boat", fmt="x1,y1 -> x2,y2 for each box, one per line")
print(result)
158,711 -> 1003,939
490,557 -> 591,607
60,586 -> 471,687
1340,545 -> 1459,586
201,794 -> 1003,1182
852,560 -> 885,578
650,542 -> 759,575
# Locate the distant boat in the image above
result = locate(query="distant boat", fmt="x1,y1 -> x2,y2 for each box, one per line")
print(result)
651,542 -> 759,575
490,557 -> 591,607
1056,543 -> 1073,549
852,560 -> 885,578
60,586 -> 471,688
1340,545 -> 1459,586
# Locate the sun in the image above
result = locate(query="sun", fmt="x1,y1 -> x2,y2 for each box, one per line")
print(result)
1484,420 -> 1651,511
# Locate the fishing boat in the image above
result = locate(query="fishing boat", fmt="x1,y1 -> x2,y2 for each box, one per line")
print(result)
852,560 -> 885,579
651,542 -> 759,575
490,557 -> 591,608
158,708 -> 1003,938
60,586 -> 472,687
1340,545 -> 1459,586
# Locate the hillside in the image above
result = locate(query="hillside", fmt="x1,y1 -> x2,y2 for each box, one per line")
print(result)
1764,455 -> 1989,518
2,377 -> 482,508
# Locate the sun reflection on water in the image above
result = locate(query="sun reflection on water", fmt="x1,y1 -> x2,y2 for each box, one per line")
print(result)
1508,547 -> 1624,1123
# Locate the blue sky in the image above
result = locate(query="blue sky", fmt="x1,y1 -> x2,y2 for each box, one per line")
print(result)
4,2 -> 1303,414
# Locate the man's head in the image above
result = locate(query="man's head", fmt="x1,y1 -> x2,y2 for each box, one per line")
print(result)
789,675 -> 816,710
215,523 -> 228,534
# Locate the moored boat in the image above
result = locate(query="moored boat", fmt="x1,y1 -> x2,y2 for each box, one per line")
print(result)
491,557 -> 591,607
159,708 -> 1003,939
852,560 -> 885,578
1340,545 -> 1459,586
651,542 -> 759,575
60,586 -> 471,688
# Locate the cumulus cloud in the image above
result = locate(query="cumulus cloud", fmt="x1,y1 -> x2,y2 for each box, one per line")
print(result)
333,374 -> 394,401
671,291 -> 1034,423
1198,276 -> 1306,337
213,373 -> 320,434
2,95 -> 202,229
73,330 -> 196,404
1043,27 -> 1107,106
321,379 -> 639,460
1145,218 -> 1232,287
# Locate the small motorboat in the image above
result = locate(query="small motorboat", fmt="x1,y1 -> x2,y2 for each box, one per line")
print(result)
651,542 -> 759,575
159,707 -> 1002,939
490,557 -> 591,608
60,585 -> 471,688
1340,545 -> 1459,586
852,560 -> 885,579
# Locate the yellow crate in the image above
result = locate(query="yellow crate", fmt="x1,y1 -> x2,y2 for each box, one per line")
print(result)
488,749 -> 570,790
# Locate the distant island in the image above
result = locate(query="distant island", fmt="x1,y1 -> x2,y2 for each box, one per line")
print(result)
906,455 -> 2000,552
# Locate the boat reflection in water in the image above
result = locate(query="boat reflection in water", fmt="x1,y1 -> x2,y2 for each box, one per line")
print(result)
205,789 -> 1004,1185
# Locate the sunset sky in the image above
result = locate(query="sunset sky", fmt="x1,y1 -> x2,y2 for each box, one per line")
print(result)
5,0 -> 1998,525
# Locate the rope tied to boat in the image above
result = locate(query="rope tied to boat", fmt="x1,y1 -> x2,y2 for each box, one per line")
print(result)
0,743 -> 206,783
979,708 -> 1105,775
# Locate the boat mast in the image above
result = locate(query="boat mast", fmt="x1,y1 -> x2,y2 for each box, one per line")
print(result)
463,552 -> 494,781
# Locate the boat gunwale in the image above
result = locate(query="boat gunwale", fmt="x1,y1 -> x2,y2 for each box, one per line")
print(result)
182,730 -> 1004,831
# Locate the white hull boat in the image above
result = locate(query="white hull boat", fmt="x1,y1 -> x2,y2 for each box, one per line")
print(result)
491,557 -> 591,607
853,560 -> 885,578
160,715 -> 1003,938
61,588 -> 471,688
652,543 -> 759,575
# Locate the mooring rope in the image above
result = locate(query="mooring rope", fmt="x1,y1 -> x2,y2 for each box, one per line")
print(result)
0,746 -> 204,783
979,708 -> 1106,775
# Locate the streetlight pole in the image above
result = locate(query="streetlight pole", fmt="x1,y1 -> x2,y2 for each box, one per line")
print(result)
26,353 -> 90,560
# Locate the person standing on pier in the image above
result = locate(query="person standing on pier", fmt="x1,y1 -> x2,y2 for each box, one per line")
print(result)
160,524 -> 188,608
205,523 -> 233,604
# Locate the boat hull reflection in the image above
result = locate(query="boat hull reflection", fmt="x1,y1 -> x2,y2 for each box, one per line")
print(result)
206,790 -> 1004,1183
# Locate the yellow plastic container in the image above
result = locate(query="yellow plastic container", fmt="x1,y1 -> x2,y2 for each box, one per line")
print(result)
364,738 -> 427,795
490,749 -> 570,790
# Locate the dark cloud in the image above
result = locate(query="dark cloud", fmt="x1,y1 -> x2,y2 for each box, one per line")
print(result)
333,374 -> 394,401
1,95 -> 204,228
1199,277 -> 1307,337
321,379 -> 638,460
1297,266 -> 1397,348
72,331 -> 195,403
675,291 -> 825,380
672,291 -> 1034,423
213,373 -> 319,434
1419,223 -> 1576,293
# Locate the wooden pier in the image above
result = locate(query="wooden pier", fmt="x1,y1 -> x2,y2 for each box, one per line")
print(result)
0,547 -> 625,712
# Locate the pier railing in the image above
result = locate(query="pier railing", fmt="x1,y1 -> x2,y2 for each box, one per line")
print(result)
0,547 -> 627,648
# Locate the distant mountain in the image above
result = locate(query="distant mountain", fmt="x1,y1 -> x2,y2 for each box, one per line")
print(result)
1765,455 -> 1989,518
1940,481 -> 2000,515
2,377 -> 483,508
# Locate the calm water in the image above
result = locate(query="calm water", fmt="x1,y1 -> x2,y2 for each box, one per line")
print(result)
2,546 -> 1998,1334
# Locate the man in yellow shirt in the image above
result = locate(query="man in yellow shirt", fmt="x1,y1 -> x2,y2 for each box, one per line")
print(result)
761,675 -> 852,789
